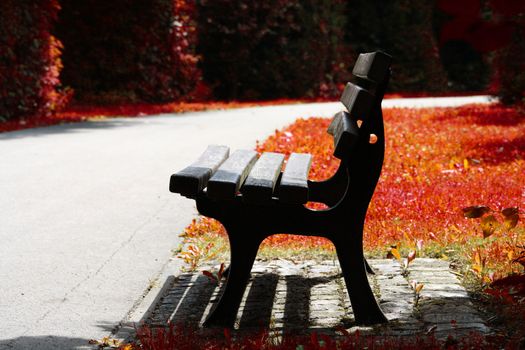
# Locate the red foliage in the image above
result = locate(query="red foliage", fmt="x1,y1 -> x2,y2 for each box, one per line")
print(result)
438,0 -> 525,104
490,0 -> 525,17
56,0 -> 200,103
488,274 -> 525,301
133,0 -> 201,102
196,0 -> 350,100
438,0 -> 519,52
0,0 -> 69,120
255,104 -> 525,277
346,0 -> 447,93
129,323 -> 497,350
437,0 -> 480,18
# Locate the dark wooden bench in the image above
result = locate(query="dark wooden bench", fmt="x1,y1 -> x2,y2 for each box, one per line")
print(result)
170,51 -> 392,327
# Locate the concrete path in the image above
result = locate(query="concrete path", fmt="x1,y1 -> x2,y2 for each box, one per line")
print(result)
0,96 -> 492,349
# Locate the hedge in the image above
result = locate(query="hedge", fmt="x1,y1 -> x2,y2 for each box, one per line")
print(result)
437,0 -> 525,104
197,0 -> 350,100
493,6 -> 525,105
1,0 -> 523,120
0,0 -> 67,121
56,0 -> 200,103
347,0 -> 448,93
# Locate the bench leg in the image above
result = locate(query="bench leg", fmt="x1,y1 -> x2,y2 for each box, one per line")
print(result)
203,231 -> 260,328
334,237 -> 387,325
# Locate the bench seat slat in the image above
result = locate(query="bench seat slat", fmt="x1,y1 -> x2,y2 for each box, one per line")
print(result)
207,149 -> 259,200
333,111 -> 360,159
169,145 -> 230,198
352,51 -> 392,83
340,82 -> 374,122
279,153 -> 312,204
242,152 -> 285,203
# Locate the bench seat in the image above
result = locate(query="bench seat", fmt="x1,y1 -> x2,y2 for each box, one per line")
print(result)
171,149 -> 313,205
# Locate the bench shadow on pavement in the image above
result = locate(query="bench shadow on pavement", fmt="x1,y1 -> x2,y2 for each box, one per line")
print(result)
144,271 -> 351,334
138,263 -> 490,340
0,118 -> 141,140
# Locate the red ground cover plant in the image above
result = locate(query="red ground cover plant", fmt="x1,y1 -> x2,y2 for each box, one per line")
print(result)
125,323 -> 498,350
253,104 -> 525,277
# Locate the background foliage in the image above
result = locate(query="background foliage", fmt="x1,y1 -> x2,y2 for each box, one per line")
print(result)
347,0 -> 448,92
56,0 -> 199,104
0,0 -> 68,121
1,0 -> 524,120
197,0 -> 349,100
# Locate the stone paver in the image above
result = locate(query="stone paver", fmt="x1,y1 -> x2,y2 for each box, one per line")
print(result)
407,258 -> 489,338
146,258 -> 489,339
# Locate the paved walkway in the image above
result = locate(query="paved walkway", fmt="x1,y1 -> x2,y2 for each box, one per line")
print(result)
141,259 -> 488,341
0,96 -> 492,349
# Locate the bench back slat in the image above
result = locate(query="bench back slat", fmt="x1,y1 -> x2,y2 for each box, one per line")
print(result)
332,111 -> 360,159
207,149 -> 258,200
352,51 -> 392,83
278,153 -> 312,204
169,145 -> 230,198
242,152 -> 285,203
327,110 -> 343,136
340,82 -> 374,122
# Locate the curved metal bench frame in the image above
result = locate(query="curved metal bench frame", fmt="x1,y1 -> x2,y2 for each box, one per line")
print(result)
171,51 -> 392,328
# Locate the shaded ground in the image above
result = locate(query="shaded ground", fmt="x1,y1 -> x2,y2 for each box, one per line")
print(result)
143,259 -> 488,340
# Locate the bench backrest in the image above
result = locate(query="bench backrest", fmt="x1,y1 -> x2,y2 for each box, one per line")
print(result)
329,51 -> 392,161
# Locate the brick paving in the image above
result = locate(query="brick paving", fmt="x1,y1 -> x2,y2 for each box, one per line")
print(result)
146,258 -> 489,339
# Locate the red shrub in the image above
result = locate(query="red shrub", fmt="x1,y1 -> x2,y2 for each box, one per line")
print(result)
133,0 -> 202,102
0,0 -> 68,120
494,18 -> 525,105
438,0 -> 525,104
196,0 -> 350,100
55,0 -> 200,103
346,0 -> 448,93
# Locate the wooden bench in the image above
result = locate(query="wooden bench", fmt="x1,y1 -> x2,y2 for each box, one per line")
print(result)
170,51 -> 392,327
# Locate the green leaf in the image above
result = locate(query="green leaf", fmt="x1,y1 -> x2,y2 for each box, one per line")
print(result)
462,205 -> 491,218
481,214 -> 498,238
